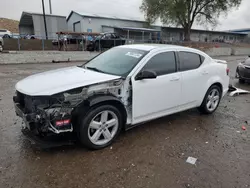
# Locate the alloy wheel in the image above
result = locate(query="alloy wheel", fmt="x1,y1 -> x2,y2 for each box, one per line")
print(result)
88,110 -> 119,145
206,89 -> 220,112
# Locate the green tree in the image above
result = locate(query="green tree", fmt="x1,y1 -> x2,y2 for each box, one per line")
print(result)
140,0 -> 242,41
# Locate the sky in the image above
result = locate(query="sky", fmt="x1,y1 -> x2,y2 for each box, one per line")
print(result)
0,0 -> 249,31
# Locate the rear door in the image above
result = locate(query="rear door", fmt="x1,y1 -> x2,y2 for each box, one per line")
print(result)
178,51 -> 209,109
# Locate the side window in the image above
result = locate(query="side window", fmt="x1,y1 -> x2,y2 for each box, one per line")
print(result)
111,34 -> 118,39
179,51 -> 204,71
142,52 -> 176,76
103,34 -> 112,39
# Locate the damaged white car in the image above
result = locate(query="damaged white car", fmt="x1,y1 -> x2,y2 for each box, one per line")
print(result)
13,44 -> 229,149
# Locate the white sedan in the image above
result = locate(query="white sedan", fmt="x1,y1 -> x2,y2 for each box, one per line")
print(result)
13,44 -> 229,149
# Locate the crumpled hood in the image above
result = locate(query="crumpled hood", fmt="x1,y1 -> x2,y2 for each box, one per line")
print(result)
15,66 -> 120,96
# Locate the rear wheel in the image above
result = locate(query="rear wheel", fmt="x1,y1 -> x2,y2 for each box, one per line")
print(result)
198,85 -> 222,114
78,105 -> 123,149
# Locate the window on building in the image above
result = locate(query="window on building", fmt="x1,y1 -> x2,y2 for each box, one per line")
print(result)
142,52 -> 177,76
179,51 -> 204,71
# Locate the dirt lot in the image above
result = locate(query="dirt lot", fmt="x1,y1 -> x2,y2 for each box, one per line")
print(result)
0,56 -> 250,188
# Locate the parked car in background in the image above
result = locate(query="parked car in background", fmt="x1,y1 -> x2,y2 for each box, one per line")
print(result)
236,56 -> 250,83
23,34 -> 36,39
13,44 -> 229,149
0,36 -> 4,52
0,29 -> 12,38
87,33 -> 126,51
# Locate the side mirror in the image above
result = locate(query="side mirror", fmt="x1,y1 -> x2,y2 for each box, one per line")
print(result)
136,70 -> 157,80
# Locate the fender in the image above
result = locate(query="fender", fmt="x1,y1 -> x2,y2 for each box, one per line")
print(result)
205,76 -> 223,92
87,94 -> 123,107
86,94 -> 128,126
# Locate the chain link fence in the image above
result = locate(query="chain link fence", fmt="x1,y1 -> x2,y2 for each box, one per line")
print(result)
2,31 -> 250,52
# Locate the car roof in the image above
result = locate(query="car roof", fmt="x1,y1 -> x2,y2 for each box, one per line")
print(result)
118,44 -> 195,51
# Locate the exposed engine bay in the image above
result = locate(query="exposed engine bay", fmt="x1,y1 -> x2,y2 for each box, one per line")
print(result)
13,78 -> 131,138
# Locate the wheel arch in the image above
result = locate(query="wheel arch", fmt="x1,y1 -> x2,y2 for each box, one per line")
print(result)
198,78 -> 224,106
72,94 -> 128,128
210,82 -> 223,93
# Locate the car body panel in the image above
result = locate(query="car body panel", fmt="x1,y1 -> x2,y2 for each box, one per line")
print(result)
15,66 -> 120,96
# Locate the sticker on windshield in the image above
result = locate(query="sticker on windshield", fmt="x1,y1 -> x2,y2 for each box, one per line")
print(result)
125,52 -> 143,58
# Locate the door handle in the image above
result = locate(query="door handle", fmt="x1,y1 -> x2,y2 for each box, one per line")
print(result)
202,71 -> 209,75
170,77 -> 180,81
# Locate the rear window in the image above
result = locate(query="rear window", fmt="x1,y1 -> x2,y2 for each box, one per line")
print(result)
179,52 -> 204,71
0,29 -> 7,32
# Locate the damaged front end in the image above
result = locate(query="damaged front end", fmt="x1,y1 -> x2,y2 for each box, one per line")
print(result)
13,91 -> 74,136
13,78 -> 130,146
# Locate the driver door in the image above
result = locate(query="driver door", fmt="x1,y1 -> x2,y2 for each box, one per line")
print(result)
131,51 -> 181,124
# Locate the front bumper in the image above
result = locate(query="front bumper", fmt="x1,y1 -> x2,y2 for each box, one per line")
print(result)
14,102 -> 75,148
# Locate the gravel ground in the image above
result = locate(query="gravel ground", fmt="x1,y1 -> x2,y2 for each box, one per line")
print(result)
0,56 -> 250,188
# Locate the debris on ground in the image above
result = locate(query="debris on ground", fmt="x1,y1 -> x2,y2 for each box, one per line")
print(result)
228,85 -> 250,97
242,126 -> 246,131
205,142 -> 209,144
186,157 -> 197,165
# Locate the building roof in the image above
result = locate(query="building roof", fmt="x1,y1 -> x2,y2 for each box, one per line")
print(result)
226,28 -> 250,33
67,11 -> 145,23
102,25 -> 161,32
161,27 -> 248,35
19,11 -> 67,26
21,11 -> 66,19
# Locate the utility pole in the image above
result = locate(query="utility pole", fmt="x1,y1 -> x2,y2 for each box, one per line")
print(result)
49,0 -> 52,14
42,0 -> 48,39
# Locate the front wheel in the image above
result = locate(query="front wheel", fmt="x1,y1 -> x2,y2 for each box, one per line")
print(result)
198,85 -> 222,114
78,105 -> 123,149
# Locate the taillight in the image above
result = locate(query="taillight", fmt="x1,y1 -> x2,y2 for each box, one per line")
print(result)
226,68 -> 229,75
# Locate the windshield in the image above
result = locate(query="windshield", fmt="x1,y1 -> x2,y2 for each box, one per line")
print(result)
84,47 -> 148,76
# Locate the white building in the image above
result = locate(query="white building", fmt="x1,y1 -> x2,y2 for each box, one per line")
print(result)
66,11 -> 149,33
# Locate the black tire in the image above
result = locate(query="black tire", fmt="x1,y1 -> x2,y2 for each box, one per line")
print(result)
239,79 -> 245,84
78,105 -> 123,150
198,85 -> 222,114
